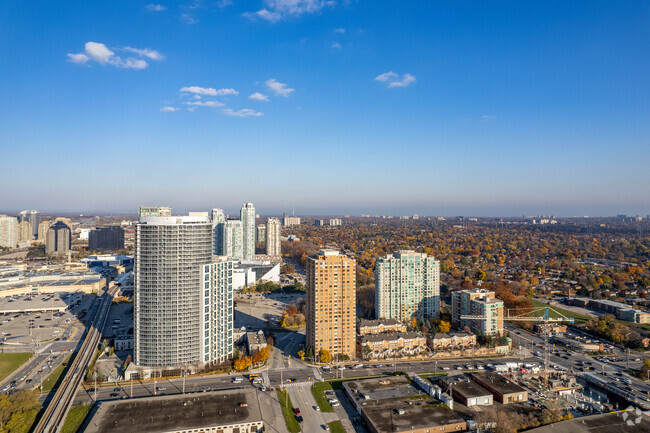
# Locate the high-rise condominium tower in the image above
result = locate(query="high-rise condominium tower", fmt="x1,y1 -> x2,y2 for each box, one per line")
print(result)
37,221 -> 50,244
17,221 -> 32,246
306,250 -> 356,360
134,210 -> 233,367
375,250 -> 440,322
223,220 -> 243,260
0,215 -> 18,249
211,209 -> 226,255
46,221 -> 71,256
240,203 -> 256,260
266,218 -> 281,257
18,210 -> 40,239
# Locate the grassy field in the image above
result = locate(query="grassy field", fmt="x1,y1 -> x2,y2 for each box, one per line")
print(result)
42,354 -> 75,392
311,381 -> 334,412
0,352 -> 32,383
328,421 -> 346,433
61,404 -> 93,433
528,299 -> 590,324
276,388 -> 301,433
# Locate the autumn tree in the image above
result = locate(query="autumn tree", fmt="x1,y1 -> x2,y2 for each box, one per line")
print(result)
319,349 -> 332,363
439,320 -> 451,333
252,347 -> 270,364
234,356 -> 252,371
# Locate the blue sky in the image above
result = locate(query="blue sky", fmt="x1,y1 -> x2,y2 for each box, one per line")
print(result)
1,1 -> 649,217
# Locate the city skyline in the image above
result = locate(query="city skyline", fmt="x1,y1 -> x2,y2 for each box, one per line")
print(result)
1,1 -> 649,216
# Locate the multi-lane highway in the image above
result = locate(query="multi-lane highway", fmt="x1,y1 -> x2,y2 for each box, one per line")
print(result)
33,285 -> 117,433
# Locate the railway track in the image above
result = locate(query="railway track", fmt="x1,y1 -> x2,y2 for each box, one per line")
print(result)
33,285 -> 118,433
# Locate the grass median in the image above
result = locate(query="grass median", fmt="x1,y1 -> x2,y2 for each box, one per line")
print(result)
42,353 -> 75,393
62,403 -> 93,433
311,381 -> 334,412
0,352 -> 32,383
276,388 -> 301,433
328,420 -> 346,433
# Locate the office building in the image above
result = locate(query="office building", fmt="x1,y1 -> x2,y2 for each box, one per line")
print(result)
18,210 -> 40,238
375,251 -> 440,321
329,218 -> 342,226
37,221 -> 50,244
46,221 -> 71,256
17,221 -> 32,246
223,219 -> 243,260
240,203 -> 256,260
89,226 -> 125,251
314,219 -> 325,226
134,209 -> 233,367
0,215 -> 18,249
138,206 -> 171,217
306,250 -> 356,360
211,209 -> 226,255
265,217 -> 281,257
283,216 -> 300,226
451,289 -> 504,336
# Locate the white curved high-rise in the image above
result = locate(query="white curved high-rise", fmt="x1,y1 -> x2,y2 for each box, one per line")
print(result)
135,209 -> 233,367
240,203 -> 256,260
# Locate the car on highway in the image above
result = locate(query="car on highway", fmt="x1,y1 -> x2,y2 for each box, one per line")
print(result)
110,393 -> 119,397
156,387 -> 166,391
323,425 -> 330,431
294,408 -> 301,415
295,415 -> 303,423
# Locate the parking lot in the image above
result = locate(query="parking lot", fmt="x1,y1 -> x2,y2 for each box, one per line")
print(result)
101,302 -> 133,338
234,292 -> 305,330
0,293 -> 96,348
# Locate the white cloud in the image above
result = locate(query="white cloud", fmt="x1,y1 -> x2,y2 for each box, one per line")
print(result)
245,0 -> 335,22
480,115 -> 497,121
222,108 -> 263,117
333,27 -> 345,33
118,58 -> 149,69
180,86 -> 238,96
85,42 -> 114,64
67,53 -> 89,64
181,13 -> 199,24
160,106 -> 178,112
184,100 -> 225,107
67,42 -> 163,70
249,92 -> 269,102
375,71 -> 416,88
146,4 -> 167,11
331,42 -> 341,49
265,78 -> 294,97
124,47 -> 165,61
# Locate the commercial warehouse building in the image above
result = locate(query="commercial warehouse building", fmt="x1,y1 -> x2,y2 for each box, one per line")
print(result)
343,377 -> 467,433
471,373 -> 529,404
83,389 -> 263,433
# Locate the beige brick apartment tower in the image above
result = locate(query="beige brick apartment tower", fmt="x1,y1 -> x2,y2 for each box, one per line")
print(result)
306,250 -> 356,361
